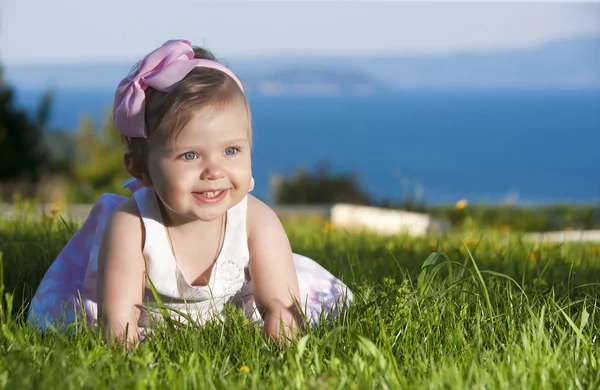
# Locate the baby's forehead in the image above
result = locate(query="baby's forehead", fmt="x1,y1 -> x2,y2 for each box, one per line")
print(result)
159,129 -> 250,149
192,98 -> 248,119
148,97 -> 252,151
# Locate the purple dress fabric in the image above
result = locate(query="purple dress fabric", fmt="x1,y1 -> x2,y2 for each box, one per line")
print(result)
27,178 -> 353,331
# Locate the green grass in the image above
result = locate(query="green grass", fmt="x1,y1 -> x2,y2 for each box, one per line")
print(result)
1,214 -> 599,389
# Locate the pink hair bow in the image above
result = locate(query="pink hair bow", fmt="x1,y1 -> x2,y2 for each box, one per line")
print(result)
113,39 -> 244,138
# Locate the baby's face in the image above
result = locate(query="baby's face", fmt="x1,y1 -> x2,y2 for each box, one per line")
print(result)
146,99 -> 252,225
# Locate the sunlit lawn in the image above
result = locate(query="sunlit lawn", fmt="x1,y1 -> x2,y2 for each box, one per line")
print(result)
0,211 -> 599,389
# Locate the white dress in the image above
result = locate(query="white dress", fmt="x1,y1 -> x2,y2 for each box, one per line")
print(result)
28,178 -> 353,331
135,185 -> 258,326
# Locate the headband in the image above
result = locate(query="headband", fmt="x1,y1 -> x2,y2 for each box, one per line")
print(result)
113,39 -> 244,139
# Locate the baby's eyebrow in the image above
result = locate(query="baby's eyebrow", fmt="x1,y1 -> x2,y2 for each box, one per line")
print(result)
227,139 -> 250,145
167,139 -> 250,152
163,145 -> 187,153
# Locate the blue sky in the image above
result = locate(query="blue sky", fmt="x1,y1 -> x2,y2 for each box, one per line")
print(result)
1,1 -> 599,64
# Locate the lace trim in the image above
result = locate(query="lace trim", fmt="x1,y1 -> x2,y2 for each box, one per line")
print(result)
215,256 -> 246,298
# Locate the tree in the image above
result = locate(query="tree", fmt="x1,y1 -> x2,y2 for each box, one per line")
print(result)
271,161 -> 371,205
0,67 -> 51,198
69,112 -> 130,202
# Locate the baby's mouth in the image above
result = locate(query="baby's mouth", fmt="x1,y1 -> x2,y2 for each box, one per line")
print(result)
199,191 -> 224,198
193,189 -> 228,203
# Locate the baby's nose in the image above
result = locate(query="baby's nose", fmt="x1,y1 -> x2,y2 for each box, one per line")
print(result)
200,162 -> 225,180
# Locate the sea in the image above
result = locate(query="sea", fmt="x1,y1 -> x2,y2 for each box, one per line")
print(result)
13,88 -> 600,205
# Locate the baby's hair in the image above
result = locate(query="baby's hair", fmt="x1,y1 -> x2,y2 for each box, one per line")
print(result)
124,47 -> 252,165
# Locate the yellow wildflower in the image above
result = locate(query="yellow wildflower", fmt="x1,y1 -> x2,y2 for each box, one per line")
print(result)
455,199 -> 468,210
311,215 -> 322,224
49,200 -> 64,214
528,252 -> 537,261
45,200 -> 65,222
499,225 -> 511,233
429,240 -> 438,249
464,237 -> 473,245
239,365 -> 250,373
324,221 -> 335,232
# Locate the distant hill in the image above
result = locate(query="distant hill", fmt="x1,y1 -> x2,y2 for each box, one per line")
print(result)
240,67 -> 391,96
234,35 -> 600,91
4,35 -> 600,94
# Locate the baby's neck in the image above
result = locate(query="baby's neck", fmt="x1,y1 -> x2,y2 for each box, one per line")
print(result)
158,201 -> 225,234
167,214 -> 224,235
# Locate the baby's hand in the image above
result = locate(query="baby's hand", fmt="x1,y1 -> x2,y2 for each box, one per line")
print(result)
263,303 -> 304,343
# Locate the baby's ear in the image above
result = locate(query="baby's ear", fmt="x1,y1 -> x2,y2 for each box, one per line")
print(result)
124,152 -> 153,187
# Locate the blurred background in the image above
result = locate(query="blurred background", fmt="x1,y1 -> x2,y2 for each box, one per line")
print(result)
1,1 -> 599,229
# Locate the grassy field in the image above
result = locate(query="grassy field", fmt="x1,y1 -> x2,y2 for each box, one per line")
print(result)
0,212 -> 599,389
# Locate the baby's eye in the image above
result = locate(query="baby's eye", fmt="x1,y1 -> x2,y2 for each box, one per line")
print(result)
180,152 -> 198,161
224,147 -> 238,156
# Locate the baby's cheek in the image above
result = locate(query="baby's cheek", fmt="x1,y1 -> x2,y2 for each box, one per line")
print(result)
167,165 -> 193,184
246,174 -> 254,191
167,178 -> 191,197
238,169 -> 253,191
156,174 -> 182,200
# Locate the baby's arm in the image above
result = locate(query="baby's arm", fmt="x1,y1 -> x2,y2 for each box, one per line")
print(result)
97,198 -> 146,348
246,195 -> 302,342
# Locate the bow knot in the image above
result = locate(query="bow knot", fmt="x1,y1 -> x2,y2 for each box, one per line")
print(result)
113,39 -> 244,138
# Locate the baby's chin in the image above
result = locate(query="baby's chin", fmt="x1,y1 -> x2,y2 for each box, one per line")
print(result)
159,204 -> 220,225
193,210 -> 228,223
188,202 -> 231,222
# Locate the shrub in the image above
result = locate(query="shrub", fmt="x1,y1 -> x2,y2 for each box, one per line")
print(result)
271,162 -> 371,205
